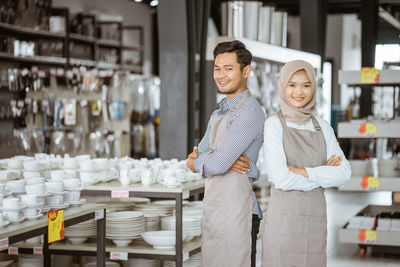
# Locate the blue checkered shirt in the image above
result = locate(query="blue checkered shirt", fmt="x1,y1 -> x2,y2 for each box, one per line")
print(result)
194,89 -> 264,218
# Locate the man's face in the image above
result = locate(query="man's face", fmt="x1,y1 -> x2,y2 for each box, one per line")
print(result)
213,52 -> 248,95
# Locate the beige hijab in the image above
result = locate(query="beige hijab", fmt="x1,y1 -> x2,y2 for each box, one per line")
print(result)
279,60 -> 317,124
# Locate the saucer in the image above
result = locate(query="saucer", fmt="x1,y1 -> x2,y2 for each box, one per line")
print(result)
40,206 -> 51,213
0,220 -> 10,228
49,203 -> 70,210
9,216 -> 25,224
25,213 -> 43,220
64,186 -> 84,191
68,199 -> 86,207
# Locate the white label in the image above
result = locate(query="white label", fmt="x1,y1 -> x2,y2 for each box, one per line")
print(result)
33,247 -> 43,255
183,191 -> 190,200
111,190 -> 129,199
0,238 -> 8,251
8,247 -> 18,255
95,210 -> 104,221
110,251 -> 128,261
183,252 -> 189,262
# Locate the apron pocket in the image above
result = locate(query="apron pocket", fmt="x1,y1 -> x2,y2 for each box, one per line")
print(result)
202,200 -> 226,239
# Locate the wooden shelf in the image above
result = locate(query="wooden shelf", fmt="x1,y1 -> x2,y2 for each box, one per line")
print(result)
339,69 -> 400,86
338,120 -> 400,138
69,33 -> 96,44
339,177 -> 400,192
0,22 -> 66,39
69,58 -> 97,67
97,39 -> 121,48
0,52 -> 67,65
121,45 -> 143,51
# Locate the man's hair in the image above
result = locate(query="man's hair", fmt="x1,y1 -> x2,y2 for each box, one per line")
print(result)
213,40 -> 252,70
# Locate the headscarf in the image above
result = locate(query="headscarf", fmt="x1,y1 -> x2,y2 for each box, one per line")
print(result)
278,60 -> 317,124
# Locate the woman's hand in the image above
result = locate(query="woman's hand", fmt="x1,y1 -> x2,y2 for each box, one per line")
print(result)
326,154 -> 342,166
230,155 -> 251,174
287,165 -> 309,178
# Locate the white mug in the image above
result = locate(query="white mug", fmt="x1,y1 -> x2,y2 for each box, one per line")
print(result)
64,157 -> 78,169
26,177 -> 45,185
5,210 -> 20,222
23,171 -> 41,179
50,170 -> 65,181
6,180 -> 25,193
23,160 -> 40,171
120,170 -> 130,186
45,181 -> 63,193
26,183 -> 46,195
3,197 -> 20,209
141,176 -> 153,186
65,191 -> 81,202
21,194 -> 42,207
48,195 -> 64,205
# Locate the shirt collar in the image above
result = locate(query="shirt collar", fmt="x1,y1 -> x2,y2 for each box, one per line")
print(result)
219,89 -> 249,110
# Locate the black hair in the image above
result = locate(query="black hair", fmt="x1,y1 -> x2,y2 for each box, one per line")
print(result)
213,40 -> 252,70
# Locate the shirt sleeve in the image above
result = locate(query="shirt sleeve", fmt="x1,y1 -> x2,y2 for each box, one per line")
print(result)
305,118 -> 352,188
264,117 -> 321,191
194,105 -> 264,178
197,117 -> 212,157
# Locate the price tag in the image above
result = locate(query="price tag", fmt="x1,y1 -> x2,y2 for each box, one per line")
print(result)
183,252 -> 189,262
8,247 -> 18,255
361,67 -> 380,84
111,190 -> 129,199
0,238 -> 8,251
359,229 -> 377,243
33,247 -> 43,255
110,251 -> 128,261
48,210 -> 65,243
358,122 -> 377,136
95,209 -> 104,221
183,191 -> 190,200
361,176 -> 380,190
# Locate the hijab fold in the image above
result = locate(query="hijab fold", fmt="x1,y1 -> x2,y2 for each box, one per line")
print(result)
279,60 -> 317,124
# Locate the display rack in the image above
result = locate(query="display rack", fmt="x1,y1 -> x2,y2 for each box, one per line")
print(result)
339,204 -> 400,256
80,180 -> 205,267
338,120 -> 400,138
338,69 -> 400,86
339,177 -> 400,192
0,203 -> 106,267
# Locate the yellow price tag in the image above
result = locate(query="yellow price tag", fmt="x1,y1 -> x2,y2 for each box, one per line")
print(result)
361,67 -> 380,84
361,176 -> 380,190
48,210 -> 64,243
359,122 -> 377,136
359,229 -> 377,243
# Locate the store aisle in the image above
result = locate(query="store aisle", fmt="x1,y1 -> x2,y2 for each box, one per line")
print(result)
256,188 -> 400,267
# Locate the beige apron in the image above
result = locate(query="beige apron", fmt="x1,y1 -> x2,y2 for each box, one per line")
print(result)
262,111 -> 327,267
201,91 -> 252,267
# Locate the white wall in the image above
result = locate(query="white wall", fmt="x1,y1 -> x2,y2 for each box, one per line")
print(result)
53,0 -> 153,74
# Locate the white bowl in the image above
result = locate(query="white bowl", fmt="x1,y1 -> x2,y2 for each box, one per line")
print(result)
68,236 -> 88,244
141,231 -> 187,250
23,171 -> 41,179
7,159 -> 23,169
112,239 -> 133,247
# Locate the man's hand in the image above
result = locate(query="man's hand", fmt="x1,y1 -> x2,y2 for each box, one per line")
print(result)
287,165 -> 309,178
230,155 -> 250,174
186,146 -> 198,173
326,154 -> 342,166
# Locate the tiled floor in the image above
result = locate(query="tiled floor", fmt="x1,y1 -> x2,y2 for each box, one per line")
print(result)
256,188 -> 400,267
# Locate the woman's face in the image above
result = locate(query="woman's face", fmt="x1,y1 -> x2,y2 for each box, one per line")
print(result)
284,70 -> 313,108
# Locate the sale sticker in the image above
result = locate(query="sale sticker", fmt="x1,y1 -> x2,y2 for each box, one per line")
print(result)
111,190 -> 129,199
110,251 -> 128,261
361,67 -> 380,84
8,247 -> 18,255
33,247 -> 43,255
95,209 -> 104,221
359,122 -> 377,136
359,229 -> 377,243
183,252 -> 189,261
0,238 -> 8,251
361,176 -> 380,190
48,210 -> 65,243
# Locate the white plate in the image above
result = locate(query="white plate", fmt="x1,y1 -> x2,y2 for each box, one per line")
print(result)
49,203 -> 70,210
68,199 -> 86,207
0,220 -> 10,228
9,216 -> 25,224
65,186 -> 84,191
25,213 -> 43,220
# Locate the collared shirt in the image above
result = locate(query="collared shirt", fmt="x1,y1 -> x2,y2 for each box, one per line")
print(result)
194,89 -> 265,218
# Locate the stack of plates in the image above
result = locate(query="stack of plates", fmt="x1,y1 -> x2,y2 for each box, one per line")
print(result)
145,214 -> 160,231
122,258 -> 160,267
85,262 -> 120,267
18,254 -> 43,267
135,203 -> 174,217
107,211 -> 145,247
65,219 -> 96,244
161,216 -> 201,242
180,206 -> 203,219
163,253 -> 201,267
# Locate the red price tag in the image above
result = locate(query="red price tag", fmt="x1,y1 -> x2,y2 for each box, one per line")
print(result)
110,251 -> 128,261
0,238 -> 8,252
33,247 -> 43,255
8,247 -> 18,255
111,190 -> 129,199
95,210 -> 104,221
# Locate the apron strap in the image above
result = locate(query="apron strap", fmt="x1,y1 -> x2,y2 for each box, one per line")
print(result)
277,110 -> 289,130
229,91 -> 251,114
278,110 -> 322,132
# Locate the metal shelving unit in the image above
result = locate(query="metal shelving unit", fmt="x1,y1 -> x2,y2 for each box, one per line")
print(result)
339,177 -> 400,192
339,69 -> 400,86
80,180 -> 204,267
0,203 -> 106,267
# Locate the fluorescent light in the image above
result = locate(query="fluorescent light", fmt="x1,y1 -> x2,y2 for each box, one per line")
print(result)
134,0 -> 143,2
150,0 -> 158,7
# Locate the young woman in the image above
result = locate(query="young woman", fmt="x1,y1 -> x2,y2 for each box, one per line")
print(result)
260,60 -> 351,267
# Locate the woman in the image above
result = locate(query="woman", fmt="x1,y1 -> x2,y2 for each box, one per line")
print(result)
260,60 -> 351,267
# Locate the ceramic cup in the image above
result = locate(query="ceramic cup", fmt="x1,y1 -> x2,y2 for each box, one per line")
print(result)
6,180 -> 25,193
63,179 -> 80,188
26,183 -> 46,195
80,160 -> 94,171
65,191 -> 81,202
23,160 -> 40,171
23,207 -> 41,217
45,181 -> 63,193
5,210 -> 21,222
64,157 -> 78,169
26,177 -> 45,185
3,197 -> 20,209
7,158 -> 23,169
50,170 -> 65,181
20,194 -> 43,207
48,195 -> 64,205
23,171 -> 41,179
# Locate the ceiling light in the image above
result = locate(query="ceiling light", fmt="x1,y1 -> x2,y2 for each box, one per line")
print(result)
150,0 -> 158,7
134,0 -> 143,2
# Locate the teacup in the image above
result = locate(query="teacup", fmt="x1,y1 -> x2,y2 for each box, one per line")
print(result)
64,169 -> 77,179
26,183 -> 46,195
63,179 -> 81,188
3,197 -> 21,209
64,158 -> 78,169
120,170 -> 130,185
48,195 -> 64,205
75,154 -> 91,161
93,158 -> 109,170
50,170 -> 65,181
6,180 -> 26,193
45,181 -> 63,193
23,207 -> 42,217
23,160 -> 40,171
21,194 -> 43,207
164,175 -> 178,186
65,191 -> 81,202
128,169 -> 141,183
80,172 -> 97,185
141,173 -> 153,186
26,177 -> 45,185
95,170 -> 108,182
23,171 -> 41,179
80,160 -> 94,171
7,158 -> 23,169
5,210 -> 21,222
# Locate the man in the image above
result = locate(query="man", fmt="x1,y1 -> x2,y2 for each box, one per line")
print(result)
186,40 -> 265,267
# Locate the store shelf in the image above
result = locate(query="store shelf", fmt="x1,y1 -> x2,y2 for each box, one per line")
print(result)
0,52 -> 67,65
69,33 -> 97,44
339,69 -> 400,86
26,87 -> 103,101
207,36 -> 321,69
339,177 -> 400,192
339,205 -> 400,247
97,62 -> 120,70
120,64 -> 143,72
0,22 -> 66,39
121,45 -> 143,51
337,120 -> 400,138
97,39 -> 121,48
69,58 -> 97,67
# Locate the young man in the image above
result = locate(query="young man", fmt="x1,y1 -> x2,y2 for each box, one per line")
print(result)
186,40 -> 265,267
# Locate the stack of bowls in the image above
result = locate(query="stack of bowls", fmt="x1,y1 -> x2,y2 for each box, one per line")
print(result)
106,211 -> 145,246
18,254 -> 42,267
141,231 -> 187,250
161,216 -> 202,242
45,181 -> 69,210
63,157 -> 79,180
144,214 -> 160,231
134,203 -> 174,217
65,219 -> 96,244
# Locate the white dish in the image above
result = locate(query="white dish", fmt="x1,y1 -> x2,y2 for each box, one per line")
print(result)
69,199 -> 87,207
68,236 -> 88,245
9,216 -> 25,224
26,213 -> 43,221
112,239 -> 133,247
49,203 -> 70,210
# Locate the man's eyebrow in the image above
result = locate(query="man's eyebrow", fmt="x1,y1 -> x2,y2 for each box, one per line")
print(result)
214,64 -> 233,67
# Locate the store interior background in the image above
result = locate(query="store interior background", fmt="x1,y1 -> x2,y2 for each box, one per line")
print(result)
0,0 -> 400,266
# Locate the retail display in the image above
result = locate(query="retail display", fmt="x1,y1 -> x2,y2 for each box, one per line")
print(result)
163,252 -> 201,267
106,210 -> 145,247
